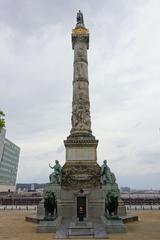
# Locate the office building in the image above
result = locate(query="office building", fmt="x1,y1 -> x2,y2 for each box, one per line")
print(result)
0,129 -> 20,192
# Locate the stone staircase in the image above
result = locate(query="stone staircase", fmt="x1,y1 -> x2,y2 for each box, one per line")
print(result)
56,218 -> 108,238
67,221 -> 94,238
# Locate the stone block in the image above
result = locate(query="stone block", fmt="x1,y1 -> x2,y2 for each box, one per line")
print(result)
101,216 -> 126,233
66,146 -> 97,161
37,216 -> 62,233
117,198 -> 127,216
67,221 -> 94,238
37,199 -> 45,217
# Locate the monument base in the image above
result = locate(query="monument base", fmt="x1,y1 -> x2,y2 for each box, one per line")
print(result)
117,198 -> 127,216
37,216 -> 62,233
57,187 -> 105,218
31,182 -> 129,224
26,181 -> 136,235
121,214 -> 139,223
56,217 -> 109,238
67,220 -> 94,238
101,216 -> 126,233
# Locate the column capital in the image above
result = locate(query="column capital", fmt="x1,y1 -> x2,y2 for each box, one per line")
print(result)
72,27 -> 89,50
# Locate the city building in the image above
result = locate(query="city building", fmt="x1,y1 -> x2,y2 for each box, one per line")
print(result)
0,129 -> 20,192
0,128 -> 6,161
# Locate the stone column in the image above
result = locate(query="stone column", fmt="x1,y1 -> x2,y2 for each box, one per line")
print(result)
71,26 -> 91,135
63,13 -> 100,188
64,16 -> 98,164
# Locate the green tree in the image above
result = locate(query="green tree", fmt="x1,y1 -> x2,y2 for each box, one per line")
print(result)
0,111 -> 5,132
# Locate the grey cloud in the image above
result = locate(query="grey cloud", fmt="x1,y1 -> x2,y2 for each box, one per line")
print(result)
112,138 -> 130,149
138,150 -> 160,165
0,0 -> 71,35
56,145 -> 65,154
22,150 -> 56,162
118,172 -> 160,189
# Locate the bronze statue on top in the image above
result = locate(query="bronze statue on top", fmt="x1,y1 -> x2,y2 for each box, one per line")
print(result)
76,10 -> 85,27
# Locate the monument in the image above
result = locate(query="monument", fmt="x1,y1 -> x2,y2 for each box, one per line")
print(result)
33,11 -> 129,237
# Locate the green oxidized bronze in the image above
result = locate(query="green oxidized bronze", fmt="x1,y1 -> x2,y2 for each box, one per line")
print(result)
49,160 -> 62,184
44,190 -> 57,220
105,190 -> 119,217
100,160 -> 112,185
0,111 -> 5,132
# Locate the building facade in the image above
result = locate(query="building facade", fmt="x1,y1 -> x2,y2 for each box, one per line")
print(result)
0,130 -> 20,192
0,128 -> 6,162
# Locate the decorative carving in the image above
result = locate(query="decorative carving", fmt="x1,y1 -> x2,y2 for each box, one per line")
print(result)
71,11 -> 90,132
61,163 -> 101,189
72,28 -> 88,35
71,96 -> 91,132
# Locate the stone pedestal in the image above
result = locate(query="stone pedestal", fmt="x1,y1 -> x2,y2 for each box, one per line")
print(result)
37,199 -> 45,217
57,187 -> 105,219
64,133 -> 98,162
37,216 -> 62,233
102,183 -> 127,217
117,198 -> 127,216
101,216 -> 126,233
37,183 -> 61,218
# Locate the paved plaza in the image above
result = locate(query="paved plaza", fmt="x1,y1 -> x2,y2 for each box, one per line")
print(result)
0,210 -> 160,239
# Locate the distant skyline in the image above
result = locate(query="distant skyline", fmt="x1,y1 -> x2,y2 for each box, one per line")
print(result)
0,0 -> 160,189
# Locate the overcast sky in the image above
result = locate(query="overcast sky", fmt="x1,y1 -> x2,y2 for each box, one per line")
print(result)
0,0 -> 160,189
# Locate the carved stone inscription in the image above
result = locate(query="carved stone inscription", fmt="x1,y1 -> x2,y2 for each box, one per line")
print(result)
62,163 -> 101,189
66,147 -> 96,161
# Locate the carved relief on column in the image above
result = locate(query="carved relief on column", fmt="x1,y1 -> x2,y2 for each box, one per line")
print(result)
71,96 -> 91,133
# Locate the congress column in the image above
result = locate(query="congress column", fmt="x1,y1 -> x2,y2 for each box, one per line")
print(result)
64,11 -> 98,164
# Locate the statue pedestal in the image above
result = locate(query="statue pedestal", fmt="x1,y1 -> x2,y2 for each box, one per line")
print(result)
37,183 -> 61,218
64,133 -> 98,162
101,181 -> 127,217
37,216 -> 62,233
101,216 -> 126,233
117,198 -> 127,216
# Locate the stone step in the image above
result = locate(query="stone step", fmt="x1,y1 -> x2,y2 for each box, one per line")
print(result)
67,222 -> 95,238
55,218 -> 108,239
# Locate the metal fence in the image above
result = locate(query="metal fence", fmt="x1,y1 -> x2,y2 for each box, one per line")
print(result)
0,205 -> 37,211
